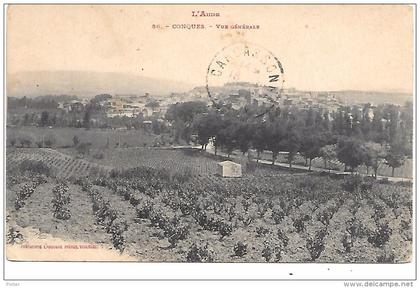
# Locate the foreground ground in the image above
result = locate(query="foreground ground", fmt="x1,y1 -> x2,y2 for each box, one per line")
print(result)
6,147 -> 413,263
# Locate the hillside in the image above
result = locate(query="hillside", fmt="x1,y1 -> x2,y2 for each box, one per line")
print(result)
7,71 -> 193,98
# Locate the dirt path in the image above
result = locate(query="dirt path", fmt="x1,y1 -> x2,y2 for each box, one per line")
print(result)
197,144 -> 413,183
6,181 -> 125,260
6,226 -> 137,261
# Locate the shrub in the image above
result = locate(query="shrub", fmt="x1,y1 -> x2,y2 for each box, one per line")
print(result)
52,182 -> 71,220
136,200 -> 154,219
15,183 -> 35,210
262,241 -> 273,262
293,218 -> 305,233
34,174 -> 48,186
165,222 -> 189,248
92,177 -> 109,187
129,194 -> 140,206
342,232 -> 353,252
186,243 -> 215,262
93,151 -> 105,160
241,198 -> 252,212
19,160 -> 50,176
277,229 -> 289,248
272,207 -> 285,224
306,229 -> 327,261
378,178 -> 390,184
318,207 -> 336,226
377,252 -> 395,263
88,187 -> 126,252
108,217 -> 128,252
172,168 -> 193,184
275,244 -> 285,262
342,175 -> 363,193
7,226 -> 23,244
245,160 -> 258,173
217,221 -> 233,239
179,197 -> 196,216
395,180 -> 412,187
233,241 -> 247,257
149,208 -> 168,229
368,224 -> 392,248
72,135 -> 80,147
361,179 -> 374,193
256,226 -> 270,237
238,214 -> 255,227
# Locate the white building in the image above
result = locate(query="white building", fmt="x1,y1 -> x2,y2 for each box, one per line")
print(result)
217,161 -> 242,178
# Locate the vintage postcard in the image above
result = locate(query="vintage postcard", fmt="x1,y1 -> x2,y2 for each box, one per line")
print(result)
5,4 -> 414,264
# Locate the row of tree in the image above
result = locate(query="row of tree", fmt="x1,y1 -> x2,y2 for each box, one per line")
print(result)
166,101 -> 412,177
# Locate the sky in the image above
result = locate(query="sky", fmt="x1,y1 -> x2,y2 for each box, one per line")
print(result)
7,4 -> 414,92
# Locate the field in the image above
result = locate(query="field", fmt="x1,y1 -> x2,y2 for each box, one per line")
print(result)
6,148 -> 112,179
8,126 -> 413,179
6,147 -> 413,263
7,126 -> 162,148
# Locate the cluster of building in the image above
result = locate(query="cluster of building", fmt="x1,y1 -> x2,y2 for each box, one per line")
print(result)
57,99 -> 88,113
58,93 -> 167,119
281,88 -> 343,112
56,83 -> 374,122
104,94 -> 164,118
180,83 -> 345,113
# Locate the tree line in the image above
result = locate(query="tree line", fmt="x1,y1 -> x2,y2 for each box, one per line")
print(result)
166,101 -> 412,177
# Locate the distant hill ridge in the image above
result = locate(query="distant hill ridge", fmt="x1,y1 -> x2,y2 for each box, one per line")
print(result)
7,71 -> 412,105
7,71 -> 193,98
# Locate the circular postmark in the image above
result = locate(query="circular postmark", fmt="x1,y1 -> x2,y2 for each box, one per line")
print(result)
206,42 -> 285,117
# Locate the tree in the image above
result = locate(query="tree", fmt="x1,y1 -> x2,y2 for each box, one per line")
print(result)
300,129 -> 323,171
385,143 -> 405,177
166,101 -> 208,124
251,122 -> 267,163
193,111 -> 222,151
336,137 -> 364,173
265,120 -> 285,165
23,113 -> 31,126
193,115 -> 211,149
361,141 -> 386,178
83,106 -> 92,129
145,100 -> 160,110
236,122 -> 253,155
151,119 -> 163,135
320,144 -> 337,173
40,111 -> 49,127
217,119 -> 239,158
166,101 -> 208,144
92,94 -> 112,104
282,126 -> 301,170
72,135 -> 80,147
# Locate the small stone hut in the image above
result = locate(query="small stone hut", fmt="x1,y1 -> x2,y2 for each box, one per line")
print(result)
217,161 -> 242,178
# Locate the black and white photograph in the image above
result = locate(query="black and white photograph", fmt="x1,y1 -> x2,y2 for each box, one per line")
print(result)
2,2 -> 416,283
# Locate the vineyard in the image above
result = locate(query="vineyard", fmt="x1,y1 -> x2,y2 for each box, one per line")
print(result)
57,147 -> 295,177
59,147 -> 220,176
7,148 -> 112,179
6,147 -> 413,263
